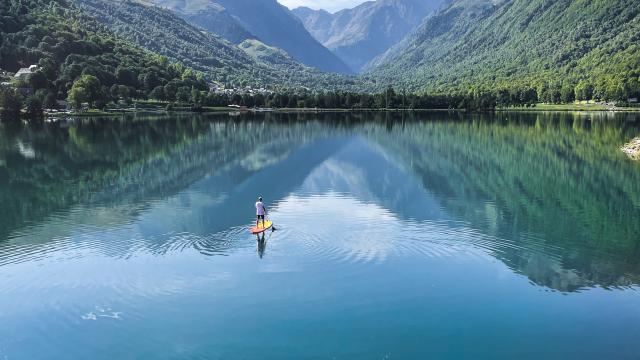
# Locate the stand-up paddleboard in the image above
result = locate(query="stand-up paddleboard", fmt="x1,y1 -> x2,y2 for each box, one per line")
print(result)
250,220 -> 273,234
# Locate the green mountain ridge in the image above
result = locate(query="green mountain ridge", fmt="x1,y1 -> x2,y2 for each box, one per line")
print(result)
367,0 -> 640,101
0,0 -> 209,108
73,0 -> 361,89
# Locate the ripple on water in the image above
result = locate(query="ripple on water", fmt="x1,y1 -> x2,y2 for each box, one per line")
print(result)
267,193 -> 576,268
0,201 -> 574,277
0,218 -> 253,270
0,191 -> 591,292
189,226 -> 251,257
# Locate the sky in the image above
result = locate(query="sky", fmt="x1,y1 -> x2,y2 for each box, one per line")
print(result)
278,0 -> 369,13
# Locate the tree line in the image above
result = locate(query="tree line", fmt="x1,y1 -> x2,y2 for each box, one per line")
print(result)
6,80 -> 638,121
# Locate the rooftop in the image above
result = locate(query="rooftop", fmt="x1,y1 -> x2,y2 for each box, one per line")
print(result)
14,65 -> 39,78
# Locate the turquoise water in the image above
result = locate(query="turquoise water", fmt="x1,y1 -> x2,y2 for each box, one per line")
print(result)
1,112 -> 640,359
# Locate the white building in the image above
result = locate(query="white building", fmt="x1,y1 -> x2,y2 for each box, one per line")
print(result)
14,65 -> 39,79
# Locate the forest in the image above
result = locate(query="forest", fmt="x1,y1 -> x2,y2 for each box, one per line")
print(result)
187,88 -> 499,111
369,0 -> 640,102
0,0 -> 208,118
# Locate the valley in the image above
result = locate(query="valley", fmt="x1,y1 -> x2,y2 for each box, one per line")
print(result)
0,0 -> 639,117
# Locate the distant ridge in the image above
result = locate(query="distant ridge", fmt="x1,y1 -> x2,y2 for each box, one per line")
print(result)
75,0 -> 359,88
293,0 -> 445,72
149,0 -> 353,74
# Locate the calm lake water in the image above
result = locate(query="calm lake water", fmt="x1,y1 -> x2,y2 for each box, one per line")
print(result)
1,111 -> 640,359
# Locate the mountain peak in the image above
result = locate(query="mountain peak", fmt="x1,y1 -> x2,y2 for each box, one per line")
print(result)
294,0 -> 447,72
293,6 -> 331,16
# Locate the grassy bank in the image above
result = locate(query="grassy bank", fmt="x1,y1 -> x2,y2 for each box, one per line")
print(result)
500,103 -> 640,112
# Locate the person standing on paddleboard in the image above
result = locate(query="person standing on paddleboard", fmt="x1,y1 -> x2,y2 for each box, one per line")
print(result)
255,196 -> 267,228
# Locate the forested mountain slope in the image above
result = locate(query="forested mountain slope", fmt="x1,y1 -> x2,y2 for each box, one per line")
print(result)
149,0 -> 353,74
75,0 -> 358,89
368,0 -> 640,101
293,0 -> 445,72
0,0 -> 208,107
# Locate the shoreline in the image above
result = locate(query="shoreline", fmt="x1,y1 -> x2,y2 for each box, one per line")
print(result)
38,108 -> 464,118
42,106 -> 640,118
2,102 -> 632,119
498,104 -> 640,112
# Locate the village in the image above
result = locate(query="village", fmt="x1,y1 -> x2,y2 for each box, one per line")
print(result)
0,64 -> 276,115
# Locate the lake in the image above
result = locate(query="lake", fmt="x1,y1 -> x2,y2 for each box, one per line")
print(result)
1,111 -> 640,359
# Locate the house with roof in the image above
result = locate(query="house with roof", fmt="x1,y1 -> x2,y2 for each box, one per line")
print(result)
14,65 -> 39,80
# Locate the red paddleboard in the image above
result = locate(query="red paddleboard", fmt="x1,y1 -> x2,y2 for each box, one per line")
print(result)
250,220 -> 273,234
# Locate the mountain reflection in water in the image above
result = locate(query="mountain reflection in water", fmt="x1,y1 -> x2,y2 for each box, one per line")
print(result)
0,111 -> 639,295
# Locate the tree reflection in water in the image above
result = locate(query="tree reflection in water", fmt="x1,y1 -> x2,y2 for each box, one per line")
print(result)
0,111 -> 639,292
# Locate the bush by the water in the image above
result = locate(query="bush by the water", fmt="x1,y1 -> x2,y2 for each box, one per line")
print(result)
621,138 -> 640,160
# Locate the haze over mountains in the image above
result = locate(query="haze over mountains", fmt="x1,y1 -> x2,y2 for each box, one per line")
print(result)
148,0 -> 353,74
293,0 -> 446,72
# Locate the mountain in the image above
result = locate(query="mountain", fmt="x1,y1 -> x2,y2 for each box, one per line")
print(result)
149,0 -> 353,74
0,0 -> 208,107
144,0 -> 255,44
368,0 -> 640,101
293,0 -> 445,72
180,3 -> 255,44
74,0 -> 361,89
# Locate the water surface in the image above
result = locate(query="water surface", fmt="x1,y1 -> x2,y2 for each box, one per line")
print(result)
1,112 -> 640,359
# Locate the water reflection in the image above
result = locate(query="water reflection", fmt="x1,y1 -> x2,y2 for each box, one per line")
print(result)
257,232 -> 272,259
1,112 -> 639,293
368,113 -> 640,291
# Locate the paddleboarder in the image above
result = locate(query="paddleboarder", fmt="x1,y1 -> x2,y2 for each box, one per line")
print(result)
255,196 -> 267,228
